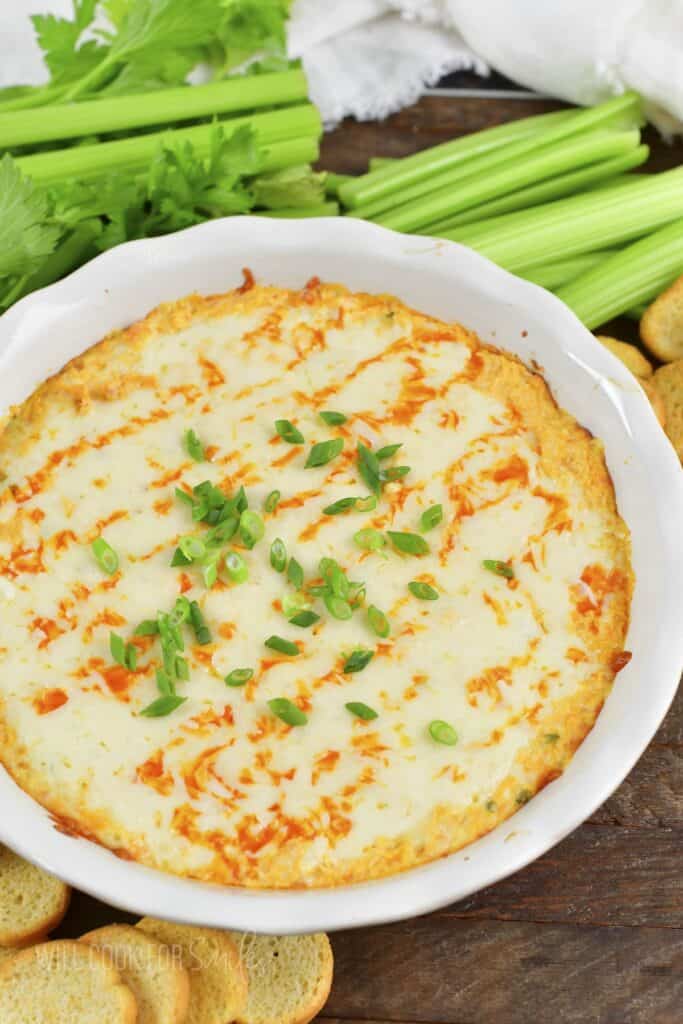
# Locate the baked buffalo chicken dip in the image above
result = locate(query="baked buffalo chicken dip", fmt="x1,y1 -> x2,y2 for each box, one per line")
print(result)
0,275 -> 633,888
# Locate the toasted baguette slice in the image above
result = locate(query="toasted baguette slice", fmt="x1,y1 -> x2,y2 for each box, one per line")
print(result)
137,919 -> 247,1024
595,335 -> 653,378
653,360 -> 683,460
82,924 -> 190,1024
0,939 -> 137,1023
229,932 -> 333,1024
0,845 -> 70,947
641,275 -> 683,362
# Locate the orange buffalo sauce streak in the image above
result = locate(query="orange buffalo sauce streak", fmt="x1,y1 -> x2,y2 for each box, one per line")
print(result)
218,622 -> 237,640
488,453 -> 529,488
466,641 -> 539,709
301,276 -> 322,304
483,591 -> 508,627
2,541 -> 46,578
71,656 -> 138,701
566,647 -> 587,664
82,608 -> 126,643
183,706 -> 235,736
31,616 -> 66,649
312,750 -> 341,785
182,744 -> 243,811
149,464 -> 189,488
287,323 -> 326,371
276,489 -> 322,512
136,750 -> 175,796
439,409 -> 460,429
153,497 -> 173,515
270,446 -> 300,470
403,672 -> 429,702
198,354 -> 225,388
610,650 -> 633,674
52,529 -> 77,553
351,731 -> 391,763
435,765 -> 467,783
33,688 -> 68,715
243,311 -> 284,351
168,383 -> 203,405
251,750 -> 296,787
237,267 -> 255,293
573,563 -> 626,619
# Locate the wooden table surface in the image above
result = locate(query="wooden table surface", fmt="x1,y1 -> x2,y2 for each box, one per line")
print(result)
56,95 -> 683,1024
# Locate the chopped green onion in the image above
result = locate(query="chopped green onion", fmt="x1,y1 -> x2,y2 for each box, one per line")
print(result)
155,668 -> 175,697
387,531 -> 430,556
135,619 -> 159,636
264,490 -> 281,514
287,557 -> 304,590
420,504 -> 443,531
225,668 -> 254,687
189,601 -> 211,646
376,443 -> 403,460
353,528 -> 386,552
367,605 -> 391,638
225,550 -> 249,583
305,438 -> 344,468
408,581 -> 439,601
202,556 -> 219,589
170,547 -> 192,567
343,648 -> 374,674
239,510 -> 265,550
268,698 -> 307,726
109,632 -> 136,671
91,537 -> 119,575
345,702 -> 378,721
289,610 -> 320,628
323,497 -> 358,516
356,495 -> 378,512
265,635 -> 300,656
175,487 -> 194,507
429,720 -> 458,746
482,559 -> 514,579
140,695 -> 187,718
324,594 -> 353,620
324,561 -> 349,599
205,518 -> 239,547
383,465 -> 411,481
270,538 -> 287,572
275,419 -> 304,444
357,442 -> 382,494
184,428 -> 205,462
178,535 -> 207,562
282,592 -> 309,619
318,557 -> 335,576
175,656 -> 190,682
319,411 -> 347,426
347,581 -> 366,607
233,486 -> 248,514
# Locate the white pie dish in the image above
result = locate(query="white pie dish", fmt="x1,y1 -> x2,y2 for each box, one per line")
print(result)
0,215 -> 681,934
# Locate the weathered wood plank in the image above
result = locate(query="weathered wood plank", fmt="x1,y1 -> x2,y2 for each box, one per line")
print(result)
325,917 -> 683,1024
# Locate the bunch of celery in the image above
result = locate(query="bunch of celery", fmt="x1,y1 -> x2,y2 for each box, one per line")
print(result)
0,0 -> 330,312
334,93 -> 683,328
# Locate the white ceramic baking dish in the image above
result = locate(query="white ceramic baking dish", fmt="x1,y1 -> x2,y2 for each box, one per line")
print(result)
0,216 -> 681,934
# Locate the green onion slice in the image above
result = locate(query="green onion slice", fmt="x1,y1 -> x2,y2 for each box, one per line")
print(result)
270,538 -> 287,573
202,557 -> 219,589
287,557 -> 304,590
384,465 -> 411,481
429,720 -> 458,746
353,528 -> 386,552
184,428 -> 205,462
91,537 -> 119,575
265,635 -> 300,656
239,510 -> 265,550
356,495 -> 378,512
319,411 -> 347,425
155,668 -> 175,697
225,550 -> 249,583
305,438 -> 344,468
367,605 -> 390,638
110,632 -> 136,671
135,619 -> 159,636
387,531 -> 429,555
420,504 -> 443,531
170,547 -> 192,567
205,518 -> 239,547
178,535 -> 206,562
323,496 -> 358,516
343,648 -> 374,673
324,594 -> 353,620
268,698 -> 307,726
264,490 -> 281,514
225,668 -> 254,687
275,419 -> 304,444
482,559 -> 514,579
140,695 -> 187,718
345,701 -> 378,721
408,581 -> 439,601
357,442 -> 381,494
375,443 -> 403,460
289,610 -> 320,628
189,601 -> 212,646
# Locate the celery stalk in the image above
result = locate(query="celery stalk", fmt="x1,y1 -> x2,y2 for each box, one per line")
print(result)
325,173 -> 352,198
338,108 -> 579,209
376,128 -> 641,233
260,202 -> 339,218
0,71 -> 309,149
518,252 -> 616,290
421,146 -> 649,235
555,217 -> 683,328
343,93 -> 641,216
368,157 -> 396,170
444,167 -> 683,273
15,104 -> 322,185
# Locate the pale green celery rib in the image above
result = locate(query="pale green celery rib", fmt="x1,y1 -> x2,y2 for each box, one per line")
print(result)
343,93 -> 641,215
325,172 -> 353,197
15,104 -> 322,185
0,70 -> 310,149
259,201 -> 339,218
376,128 -> 641,233
555,217 -> 683,328
444,167 -> 683,273
420,147 -> 649,235
338,107 -> 578,209
259,137 -> 320,173
517,252 -> 616,290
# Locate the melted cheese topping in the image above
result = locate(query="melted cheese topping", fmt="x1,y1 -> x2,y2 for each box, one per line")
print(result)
0,278 -> 632,887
